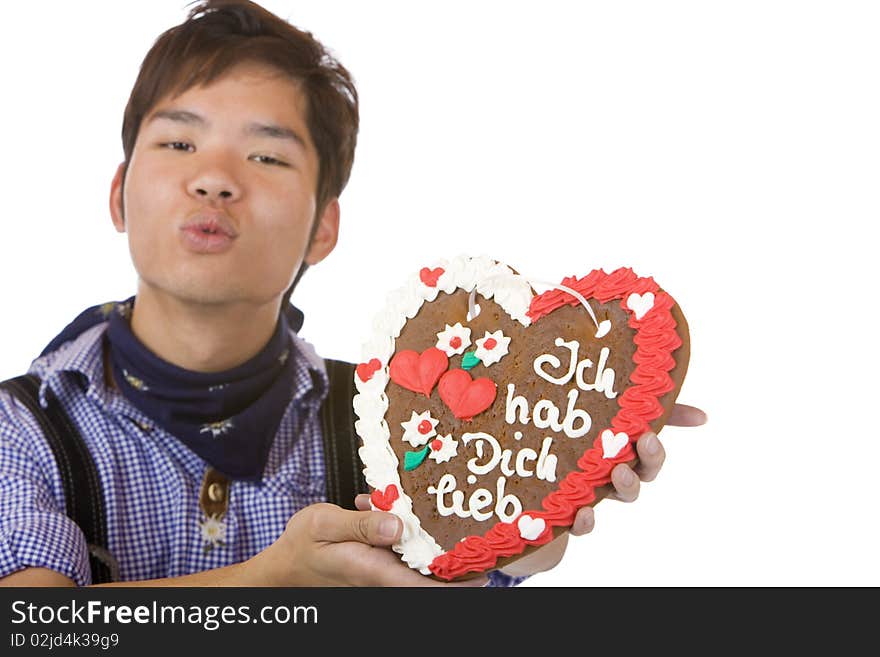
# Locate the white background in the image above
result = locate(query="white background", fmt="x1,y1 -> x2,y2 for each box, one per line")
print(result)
1,1 -> 877,586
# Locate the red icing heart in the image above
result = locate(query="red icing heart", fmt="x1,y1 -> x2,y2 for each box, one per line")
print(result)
420,267 -> 445,287
370,484 -> 399,511
389,347 -> 448,397
437,369 -> 497,421
356,358 -> 382,382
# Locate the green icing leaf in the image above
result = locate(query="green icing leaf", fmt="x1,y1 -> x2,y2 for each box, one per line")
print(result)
461,350 -> 480,371
404,446 -> 430,471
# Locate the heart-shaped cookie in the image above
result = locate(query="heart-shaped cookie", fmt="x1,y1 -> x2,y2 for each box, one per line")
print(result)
353,255 -> 690,580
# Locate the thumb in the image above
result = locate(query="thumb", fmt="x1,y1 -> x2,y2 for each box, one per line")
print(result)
350,510 -> 402,546
314,507 -> 402,546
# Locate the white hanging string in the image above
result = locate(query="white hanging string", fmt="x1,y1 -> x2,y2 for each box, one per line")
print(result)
466,275 -> 611,338
467,292 -> 481,322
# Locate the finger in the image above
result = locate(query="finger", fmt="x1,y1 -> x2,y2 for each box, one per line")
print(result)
319,530 -> 489,587
667,403 -> 708,427
607,464 -> 640,503
309,504 -> 402,546
569,506 -> 596,537
633,431 -> 665,482
371,552 -> 488,587
354,494 -> 371,511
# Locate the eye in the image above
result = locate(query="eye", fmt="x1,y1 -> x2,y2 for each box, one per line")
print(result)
250,154 -> 290,167
160,141 -> 194,152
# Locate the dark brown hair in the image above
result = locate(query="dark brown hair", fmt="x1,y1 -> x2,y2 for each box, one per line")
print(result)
121,0 -> 359,219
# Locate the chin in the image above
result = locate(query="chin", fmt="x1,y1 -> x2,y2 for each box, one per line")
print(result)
171,283 -> 282,310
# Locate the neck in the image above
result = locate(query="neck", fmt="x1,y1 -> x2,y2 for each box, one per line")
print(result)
130,285 -> 283,373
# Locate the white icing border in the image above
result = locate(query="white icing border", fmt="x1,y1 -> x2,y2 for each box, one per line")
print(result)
353,255 -> 534,574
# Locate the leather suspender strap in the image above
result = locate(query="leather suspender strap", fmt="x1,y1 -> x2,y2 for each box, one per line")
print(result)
0,359 -> 366,581
0,374 -> 118,583
320,359 -> 368,510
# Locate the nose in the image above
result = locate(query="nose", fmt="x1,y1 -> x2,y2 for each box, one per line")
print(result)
186,156 -> 242,203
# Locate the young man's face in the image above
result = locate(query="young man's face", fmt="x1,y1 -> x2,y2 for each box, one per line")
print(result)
110,62 -> 339,310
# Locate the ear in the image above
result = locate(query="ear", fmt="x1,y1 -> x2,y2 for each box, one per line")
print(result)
304,198 -> 340,265
109,162 -> 127,233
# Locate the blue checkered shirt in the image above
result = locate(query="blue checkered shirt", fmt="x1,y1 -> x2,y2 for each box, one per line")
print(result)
0,323 -> 522,586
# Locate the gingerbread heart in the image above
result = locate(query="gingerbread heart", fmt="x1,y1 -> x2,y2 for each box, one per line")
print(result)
353,255 -> 690,581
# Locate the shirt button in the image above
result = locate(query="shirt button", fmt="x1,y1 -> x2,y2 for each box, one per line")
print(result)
208,482 -> 225,503
138,421 -> 151,432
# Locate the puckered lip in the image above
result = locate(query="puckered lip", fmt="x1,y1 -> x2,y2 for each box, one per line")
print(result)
180,211 -> 239,239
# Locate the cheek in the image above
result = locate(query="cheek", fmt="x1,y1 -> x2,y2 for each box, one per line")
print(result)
251,190 -> 315,248
244,197 -> 315,283
124,161 -> 177,222
122,171 -> 179,258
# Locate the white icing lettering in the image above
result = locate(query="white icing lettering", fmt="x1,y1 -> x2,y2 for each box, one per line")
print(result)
534,339 -> 618,398
536,437 -> 558,482
469,488 -> 494,521
427,472 -> 523,523
533,399 -> 563,432
506,384 -> 531,424
562,389 -> 591,438
500,448 -> 516,477
495,476 -> 522,523
574,346 -> 618,399
534,338 -> 579,385
514,447 -> 537,477
503,384 -> 592,439
427,473 -> 471,518
464,432 -> 502,476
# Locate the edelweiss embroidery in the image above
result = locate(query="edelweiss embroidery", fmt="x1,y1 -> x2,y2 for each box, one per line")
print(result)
198,513 -> 227,552
98,302 -> 117,319
122,369 -> 149,391
199,419 -> 234,438
116,301 -> 133,319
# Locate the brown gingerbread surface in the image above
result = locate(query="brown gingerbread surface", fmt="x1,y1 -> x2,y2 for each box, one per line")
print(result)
356,260 -> 690,579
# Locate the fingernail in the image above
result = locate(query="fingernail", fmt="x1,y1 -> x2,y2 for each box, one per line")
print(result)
379,516 -> 399,539
644,433 -> 659,455
580,510 -> 595,534
619,467 -> 634,486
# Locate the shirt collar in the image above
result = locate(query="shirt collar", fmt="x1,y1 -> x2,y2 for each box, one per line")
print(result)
287,332 -> 329,407
29,323 -> 106,409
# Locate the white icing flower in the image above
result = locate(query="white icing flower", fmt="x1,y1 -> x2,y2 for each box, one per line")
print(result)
428,434 -> 458,464
401,410 -> 439,447
435,322 -> 471,356
474,330 -> 511,366
199,514 -> 227,549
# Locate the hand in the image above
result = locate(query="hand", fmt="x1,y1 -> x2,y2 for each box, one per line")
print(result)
258,502 -> 488,586
501,402 -> 708,577
570,402 -> 708,532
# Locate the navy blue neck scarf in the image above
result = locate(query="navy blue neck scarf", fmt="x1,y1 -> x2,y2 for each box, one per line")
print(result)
42,298 -> 306,481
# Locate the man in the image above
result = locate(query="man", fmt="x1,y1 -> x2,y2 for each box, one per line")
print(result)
0,0 -> 705,587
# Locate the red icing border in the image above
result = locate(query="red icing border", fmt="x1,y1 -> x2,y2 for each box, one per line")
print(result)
427,267 -> 682,580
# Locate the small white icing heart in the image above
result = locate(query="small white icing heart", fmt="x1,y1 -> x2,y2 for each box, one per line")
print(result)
595,319 -> 612,338
601,429 -> 629,459
626,292 -> 655,320
517,515 -> 546,541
